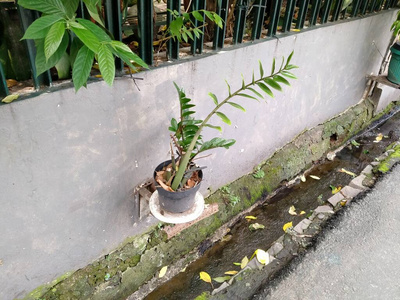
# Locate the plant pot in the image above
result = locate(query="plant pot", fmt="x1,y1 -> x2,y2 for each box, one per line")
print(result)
388,42 -> 400,84
153,160 -> 203,213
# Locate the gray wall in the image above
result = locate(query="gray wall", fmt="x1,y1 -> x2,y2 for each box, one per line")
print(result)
1,10 -> 398,299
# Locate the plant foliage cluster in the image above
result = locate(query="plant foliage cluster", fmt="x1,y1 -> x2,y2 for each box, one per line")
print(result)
163,52 -> 298,191
19,0 -> 148,91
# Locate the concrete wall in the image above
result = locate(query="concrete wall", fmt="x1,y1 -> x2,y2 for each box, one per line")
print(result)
0,10 -> 398,299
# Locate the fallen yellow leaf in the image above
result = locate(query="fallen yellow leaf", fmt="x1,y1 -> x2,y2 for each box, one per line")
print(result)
200,271 -> 212,283
283,221 -> 293,232
241,256 -> 249,269
331,186 -> 342,194
299,211 -> 306,215
338,168 -> 357,177
245,215 -> 257,220
224,270 -> 238,275
1,94 -> 19,103
249,249 -> 270,265
374,133 -> 383,143
159,266 -> 168,278
288,205 -> 297,215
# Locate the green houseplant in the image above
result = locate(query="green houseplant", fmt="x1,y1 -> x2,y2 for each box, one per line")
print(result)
388,10 -> 400,84
154,52 -> 298,213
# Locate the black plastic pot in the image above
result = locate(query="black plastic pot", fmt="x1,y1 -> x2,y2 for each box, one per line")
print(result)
154,160 -> 203,213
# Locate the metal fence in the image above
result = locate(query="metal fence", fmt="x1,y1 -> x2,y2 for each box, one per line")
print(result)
0,0 -> 398,100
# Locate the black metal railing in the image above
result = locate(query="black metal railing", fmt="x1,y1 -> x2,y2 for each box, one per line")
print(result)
0,0 -> 397,100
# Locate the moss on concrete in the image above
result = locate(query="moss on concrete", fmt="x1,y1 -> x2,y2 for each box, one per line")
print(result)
23,99 -> 388,300
376,144 -> 400,173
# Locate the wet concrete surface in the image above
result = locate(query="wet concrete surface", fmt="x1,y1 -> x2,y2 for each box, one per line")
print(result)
253,163 -> 400,300
145,110 -> 400,300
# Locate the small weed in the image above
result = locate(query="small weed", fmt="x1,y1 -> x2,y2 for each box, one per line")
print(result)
229,194 -> 241,207
220,186 -> 231,194
253,169 -> 265,179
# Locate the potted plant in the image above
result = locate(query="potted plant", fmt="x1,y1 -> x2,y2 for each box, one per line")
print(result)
388,10 -> 400,84
153,52 -> 298,214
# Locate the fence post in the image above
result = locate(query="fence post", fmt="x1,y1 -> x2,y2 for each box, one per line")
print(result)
0,62 -> 9,98
190,0 -> 206,54
137,0 -> 153,65
233,0 -> 248,44
17,6 -> 52,90
213,0 -> 229,49
267,0 -> 282,36
167,0 -> 181,60
296,0 -> 310,29
251,0 -> 267,40
282,0 -> 296,32
105,0 -> 123,71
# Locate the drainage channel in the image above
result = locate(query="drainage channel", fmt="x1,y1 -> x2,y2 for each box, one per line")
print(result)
144,109 -> 400,300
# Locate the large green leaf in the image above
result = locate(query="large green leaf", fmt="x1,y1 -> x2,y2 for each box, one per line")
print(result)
72,45 -> 94,91
21,14 -> 64,40
77,18 -> 111,42
109,41 -> 148,69
97,44 -> 115,86
216,112 -> 231,125
69,37 -> 84,66
83,0 -> 104,26
44,21 -> 66,60
64,0 -> 80,18
70,21 -> 101,53
35,33 -> 69,75
18,0 -> 66,15
199,137 -> 236,152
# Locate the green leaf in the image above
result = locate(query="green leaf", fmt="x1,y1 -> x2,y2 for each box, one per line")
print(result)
271,58 -> 276,74
199,137 -> 236,152
64,0 -> 80,18
35,33 -> 69,75
286,51 -> 294,66
228,102 -> 246,112
285,64 -> 299,70
182,111 -> 196,117
236,93 -> 259,101
97,44 -> 115,86
1,94 -> 19,103
264,78 -> 282,91
213,276 -> 231,283
213,13 -> 224,29
247,87 -> 264,99
281,71 -> 297,79
273,75 -> 290,86
70,21 -> 101,53
69,37 -> 83,66
21,14 -> 64,40
182,104 -> 196,110
257,82 -> 274,98
241,74 -> 245,89
82,0 -> 104,26
110,40 -> 148,69
44,21 -> 66,60
208,92 -> 218,105
205,124 -> 222,132
18,0 -> 66,15
181,31 -> 188,43
55,52 -> 70,79
216,112 -> 231,125
225,80 -> 231,96
72,45 -> 95,91
192,11 -> 204,22
77,18 -> 111,42
259,61 -> 264,78
169,118 -> 178,132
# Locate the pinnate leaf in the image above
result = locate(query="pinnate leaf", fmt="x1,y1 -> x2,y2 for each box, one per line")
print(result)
264,78 -> 282,91
228,102 -> 246,112
208,92 -> 218,105
257,82 -> 274,98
